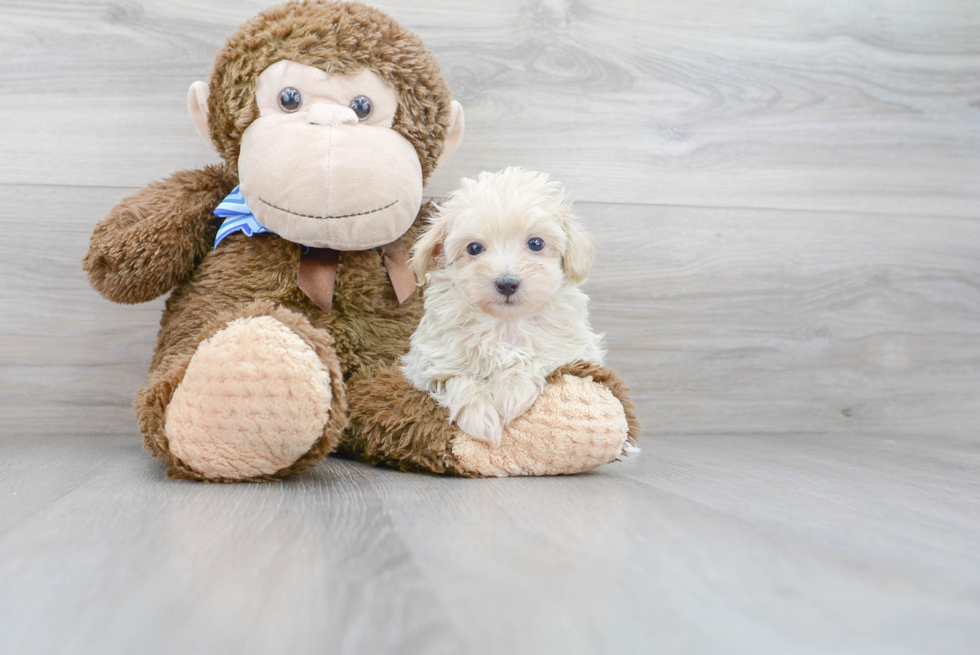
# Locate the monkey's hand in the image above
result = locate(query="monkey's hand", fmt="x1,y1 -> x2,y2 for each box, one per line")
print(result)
83,165 -> 236,304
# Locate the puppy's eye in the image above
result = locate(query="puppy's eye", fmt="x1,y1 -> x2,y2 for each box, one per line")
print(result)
466,242 -> 484,256
527,237 -> 545,252
278,87 -> 303,113
350,95 -> 372,120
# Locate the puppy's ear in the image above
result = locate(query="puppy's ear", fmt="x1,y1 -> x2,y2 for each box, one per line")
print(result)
411,217 -> 448,285
561,214 -> 596,285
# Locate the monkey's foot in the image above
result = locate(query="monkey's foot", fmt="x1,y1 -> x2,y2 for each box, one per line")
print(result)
163,315 -> 336,481
344,362 -> 640,477
450,374 -> 629,477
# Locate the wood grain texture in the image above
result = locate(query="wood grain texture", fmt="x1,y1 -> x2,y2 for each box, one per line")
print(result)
0,436 -> 464,655
588,203 -> 980,439
0,0 -> 978,213
0,433 -> 977,655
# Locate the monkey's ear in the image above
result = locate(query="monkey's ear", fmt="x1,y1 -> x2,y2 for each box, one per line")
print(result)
561,215 -> 596,286
411,218 -> 448,284
187,81 -> 214,150
437,101 -> 465,167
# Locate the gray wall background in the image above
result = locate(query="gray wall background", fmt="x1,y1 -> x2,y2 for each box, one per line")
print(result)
1,0 -> 978,440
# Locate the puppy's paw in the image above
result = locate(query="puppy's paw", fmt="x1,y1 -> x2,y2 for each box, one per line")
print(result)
491,372 -> 545,427
454,399 -> 504,448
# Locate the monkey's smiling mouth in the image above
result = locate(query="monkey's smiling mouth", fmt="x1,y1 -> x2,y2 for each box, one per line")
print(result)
258,198 -> 398,220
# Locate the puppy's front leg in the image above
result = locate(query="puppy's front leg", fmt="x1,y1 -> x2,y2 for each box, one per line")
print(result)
443,376 -> 504,447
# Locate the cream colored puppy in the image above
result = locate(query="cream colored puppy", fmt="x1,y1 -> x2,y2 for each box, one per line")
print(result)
401,168 -> 604,447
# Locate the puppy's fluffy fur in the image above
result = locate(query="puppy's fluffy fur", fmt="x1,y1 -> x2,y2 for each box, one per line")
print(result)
401,168 -> 604,447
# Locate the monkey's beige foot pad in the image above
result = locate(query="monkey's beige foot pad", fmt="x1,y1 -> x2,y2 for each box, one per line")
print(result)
451,375 -> 628,477
165,316 -> 333,480
344,361 -> 640,478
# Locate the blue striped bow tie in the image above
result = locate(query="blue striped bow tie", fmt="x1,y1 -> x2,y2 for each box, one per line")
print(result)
213,186 -> 272,246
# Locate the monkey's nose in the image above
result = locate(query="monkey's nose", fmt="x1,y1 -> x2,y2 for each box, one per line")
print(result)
495,277 -> 520,297
308,104 -> 359,127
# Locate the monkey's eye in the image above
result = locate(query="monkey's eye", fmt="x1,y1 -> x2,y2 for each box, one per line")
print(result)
527,238 -> 545,252
350,95 -> 373,120
466,242 -> 484,256
278,87 -> 303,113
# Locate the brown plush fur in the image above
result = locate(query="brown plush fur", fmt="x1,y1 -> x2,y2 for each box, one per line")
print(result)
207,0 -> 453,182
149,208 -> 428,378
343,367 -> 467,475
83,165 -> 236,304
344,361 -> 641,477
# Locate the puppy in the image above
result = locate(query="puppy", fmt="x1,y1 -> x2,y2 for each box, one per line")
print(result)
401,168 -> 605,447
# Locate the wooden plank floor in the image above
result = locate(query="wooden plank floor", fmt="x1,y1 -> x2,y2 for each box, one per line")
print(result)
1,432 -> 978,655
1,0 -> 979,653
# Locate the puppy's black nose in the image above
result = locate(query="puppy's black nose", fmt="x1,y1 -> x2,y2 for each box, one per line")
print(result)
495,277 -> 520,297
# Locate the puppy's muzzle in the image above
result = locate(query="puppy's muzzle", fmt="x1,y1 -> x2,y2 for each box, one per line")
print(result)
495,277 -> 520,297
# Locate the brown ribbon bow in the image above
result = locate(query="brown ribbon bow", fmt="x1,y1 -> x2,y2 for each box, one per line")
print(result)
297,239 -> 416,314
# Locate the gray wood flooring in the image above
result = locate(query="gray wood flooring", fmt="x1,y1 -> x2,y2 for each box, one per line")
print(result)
1,433 -> 979,655
1,0 -> 979,653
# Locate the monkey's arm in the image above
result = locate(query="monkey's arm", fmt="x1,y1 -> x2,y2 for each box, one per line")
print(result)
83,165 -> 237,304
343,361 -> 640,477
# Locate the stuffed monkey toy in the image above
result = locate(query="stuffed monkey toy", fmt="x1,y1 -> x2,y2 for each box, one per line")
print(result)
83,0 -> 639,482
